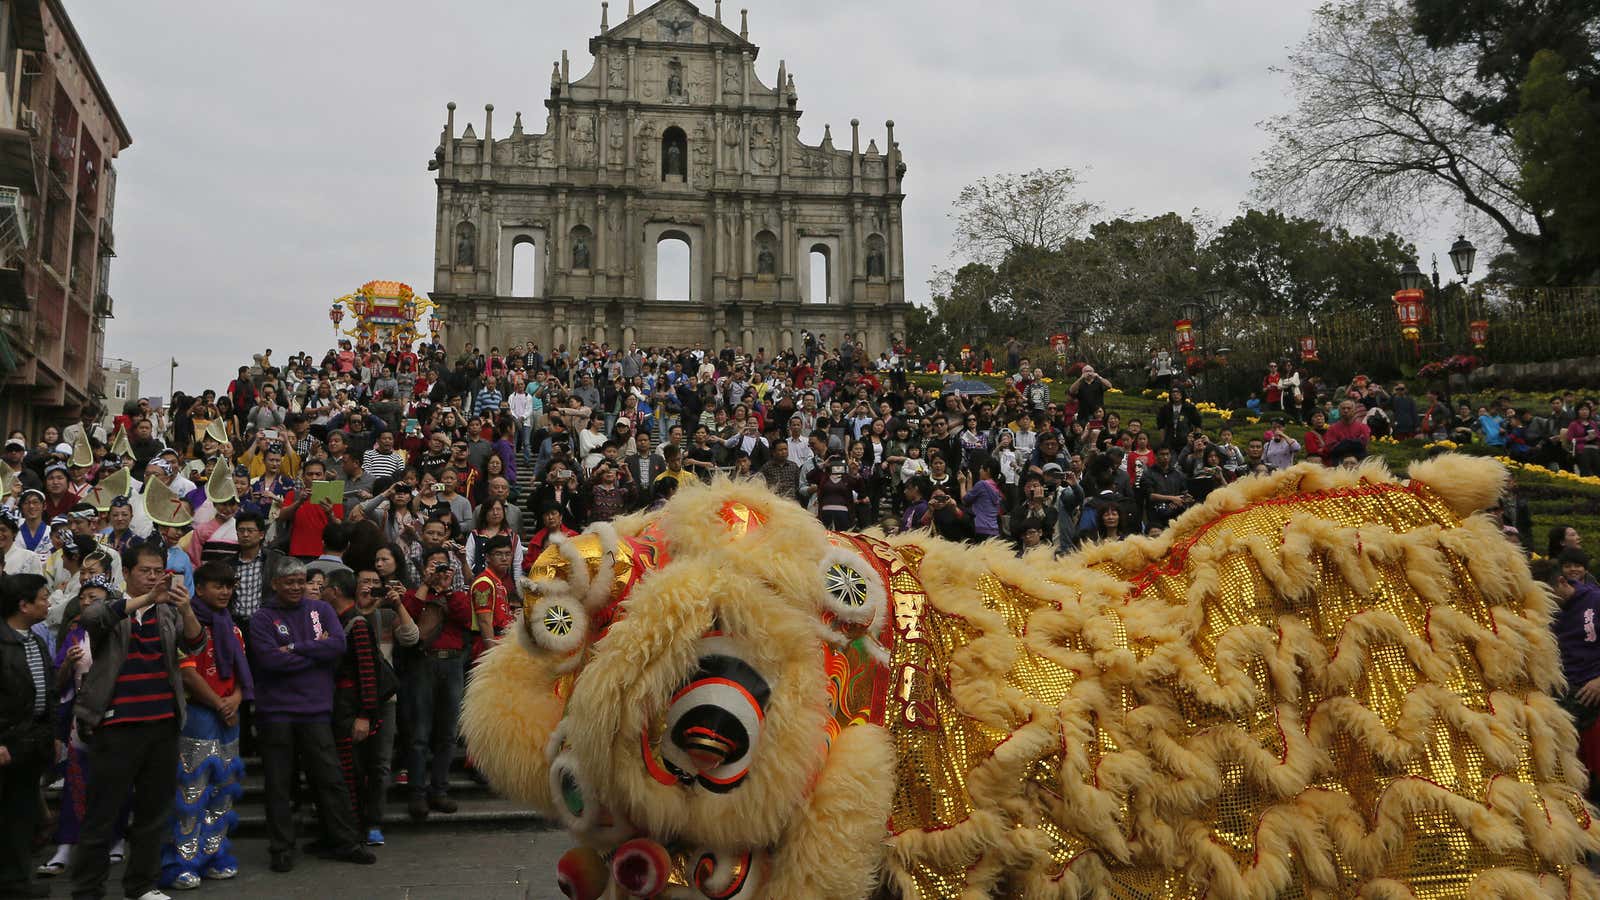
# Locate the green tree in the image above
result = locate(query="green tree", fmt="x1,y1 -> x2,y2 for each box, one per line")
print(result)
1510,50 -> 1600,281
1411,0 -> 1600,133
1202,209 -> 1416,319
1411,0 -> 1600,280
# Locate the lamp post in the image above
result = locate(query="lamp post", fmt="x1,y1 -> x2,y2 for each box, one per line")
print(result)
1180,294 -> 1219,400
1397,235 -> 1476,357
1063,305 -> 1090,364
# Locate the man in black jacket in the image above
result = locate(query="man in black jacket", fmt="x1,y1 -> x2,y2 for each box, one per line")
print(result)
1155,388 -> 1203,452
0,573 -> 53,899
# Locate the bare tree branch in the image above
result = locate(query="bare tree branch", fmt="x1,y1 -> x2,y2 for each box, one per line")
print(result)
1252,0 -> 1539,247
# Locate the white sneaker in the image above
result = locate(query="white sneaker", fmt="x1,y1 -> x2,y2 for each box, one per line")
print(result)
129,891 -> 174,900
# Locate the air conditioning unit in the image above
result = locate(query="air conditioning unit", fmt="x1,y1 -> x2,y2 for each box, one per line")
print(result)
0,187 -> 30,261
17,109 -> 37,135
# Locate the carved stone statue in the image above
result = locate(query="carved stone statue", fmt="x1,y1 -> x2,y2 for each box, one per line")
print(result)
757,238 -> 776,275
573,232 -> 591,270
664,141 -> 685,177
455,222 -> 476,266
866,238 -> 886,278
667,60 -> 684,97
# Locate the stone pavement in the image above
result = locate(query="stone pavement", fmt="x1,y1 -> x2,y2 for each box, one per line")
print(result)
39,824 -> 575,900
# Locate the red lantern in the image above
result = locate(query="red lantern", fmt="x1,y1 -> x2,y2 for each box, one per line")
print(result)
328,305 -> 344,328
1392,289 -> 1425,342
351,295 -> 368,318
1174,319 -> 1195,353
1049,333 -> 1069,357
1469,319 -> 1488,350
1299,335 -> 1318,362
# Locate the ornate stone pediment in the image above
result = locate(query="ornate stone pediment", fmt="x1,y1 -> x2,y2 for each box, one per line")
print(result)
605,0 -> 751,50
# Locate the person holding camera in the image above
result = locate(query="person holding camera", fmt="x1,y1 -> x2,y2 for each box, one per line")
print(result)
1136,447 -> 1192,531
68,543 -> 208,900
400,548 -> 473,821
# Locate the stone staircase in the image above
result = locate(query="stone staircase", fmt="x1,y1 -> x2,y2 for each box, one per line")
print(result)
230,746 -> 543,834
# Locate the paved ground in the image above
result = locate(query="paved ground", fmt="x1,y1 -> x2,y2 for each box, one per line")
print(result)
34,825 -> 577,900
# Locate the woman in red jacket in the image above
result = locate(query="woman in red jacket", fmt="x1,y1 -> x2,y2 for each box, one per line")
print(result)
1303,410 -> 1331,466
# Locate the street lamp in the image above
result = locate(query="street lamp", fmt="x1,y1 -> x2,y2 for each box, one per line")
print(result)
1397,260 -> 1427,292
1448,235 -> 1477,282
1063,306 -> 1090,339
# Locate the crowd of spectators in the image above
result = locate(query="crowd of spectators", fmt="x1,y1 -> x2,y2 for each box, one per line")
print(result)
0,329 -> 1596,897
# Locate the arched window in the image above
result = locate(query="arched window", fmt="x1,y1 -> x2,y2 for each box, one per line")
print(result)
510,238 -> 539,296
570,225 -> 593,270
661,126 -> 688,181
754,230 -> 777,276
808,244 -> 830,304
865,234 -> 886,279
656,232 -> 691,301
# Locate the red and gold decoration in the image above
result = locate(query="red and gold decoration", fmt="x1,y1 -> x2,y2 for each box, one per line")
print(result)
1298,334 -> 1318,362
1174,318 -> 1195,353
1049,332 -> 1070,359
1392,288 -> 1425,342
329,280 -> 435,348
1469,318 -> 1489,350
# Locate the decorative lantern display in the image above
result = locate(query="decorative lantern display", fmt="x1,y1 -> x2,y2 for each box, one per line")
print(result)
1469,319 -> 1489,350
1299,335 -> 1318,362
1392,289 -> 1425,342
1174,319 -> 1196,353
328,281 -> 436,349
1049,333 -> 1069,359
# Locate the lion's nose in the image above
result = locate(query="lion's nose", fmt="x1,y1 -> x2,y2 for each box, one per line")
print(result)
611,837 -> 672,897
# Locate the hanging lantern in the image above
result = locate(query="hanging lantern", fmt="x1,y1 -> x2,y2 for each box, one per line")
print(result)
1174,319 -> 1195,353
402,299 -> 417,320
1299,335 -> 1318,362
351,295 -> 368,318
1392,289 -> 1425,342
1050,333 -> 1069,358
1469,319 -> 1489,350
328,305 -> 344,328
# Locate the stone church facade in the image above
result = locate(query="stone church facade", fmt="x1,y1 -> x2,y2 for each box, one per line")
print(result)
427,0 -> 908,358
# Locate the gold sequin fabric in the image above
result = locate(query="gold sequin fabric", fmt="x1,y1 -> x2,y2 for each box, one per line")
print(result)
881,475 -> 1600,899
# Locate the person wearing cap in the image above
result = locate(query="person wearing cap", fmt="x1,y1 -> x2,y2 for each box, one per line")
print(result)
0,509 -> 43,578
145,474 -> 197,597
14,489 -> 51,567
101,497 -> 138,555
188,457 -> 242,567
43,462 -> 78,520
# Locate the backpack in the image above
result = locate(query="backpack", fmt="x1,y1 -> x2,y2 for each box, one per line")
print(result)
358,611 -> 401,704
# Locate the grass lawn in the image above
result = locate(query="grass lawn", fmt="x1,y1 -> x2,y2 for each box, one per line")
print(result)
908,372 -> 1600,549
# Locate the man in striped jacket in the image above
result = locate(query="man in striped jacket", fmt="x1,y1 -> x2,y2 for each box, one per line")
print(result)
69,542 -> 207,900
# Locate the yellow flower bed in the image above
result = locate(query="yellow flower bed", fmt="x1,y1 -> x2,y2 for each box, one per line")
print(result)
1494,455 -> 1600,487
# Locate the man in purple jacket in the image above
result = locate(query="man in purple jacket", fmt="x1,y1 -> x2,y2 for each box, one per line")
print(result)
247,559 -> 376,872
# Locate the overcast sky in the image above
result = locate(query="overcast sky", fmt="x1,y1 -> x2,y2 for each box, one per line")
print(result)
73,0 -> 1448,398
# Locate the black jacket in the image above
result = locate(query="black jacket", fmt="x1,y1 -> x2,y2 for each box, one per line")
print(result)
0,623 -> 56,768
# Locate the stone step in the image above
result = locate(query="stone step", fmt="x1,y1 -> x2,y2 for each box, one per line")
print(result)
232,772 -> 494,805
231,795 -> 545,833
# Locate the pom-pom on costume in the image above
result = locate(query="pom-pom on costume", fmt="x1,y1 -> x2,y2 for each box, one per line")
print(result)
463,455 -> 1600,898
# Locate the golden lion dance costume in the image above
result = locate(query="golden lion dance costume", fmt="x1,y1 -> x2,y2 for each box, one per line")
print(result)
463,456 -> 1600,899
